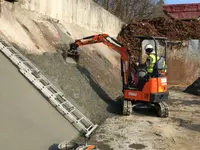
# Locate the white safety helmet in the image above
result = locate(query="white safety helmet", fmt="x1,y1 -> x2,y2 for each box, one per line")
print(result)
145,44 -> 154,53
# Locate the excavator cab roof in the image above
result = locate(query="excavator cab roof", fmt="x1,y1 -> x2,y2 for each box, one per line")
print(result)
134,36 -> 168,40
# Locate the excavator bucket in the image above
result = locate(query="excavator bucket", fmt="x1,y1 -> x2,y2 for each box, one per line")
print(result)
65,43 -> 80,64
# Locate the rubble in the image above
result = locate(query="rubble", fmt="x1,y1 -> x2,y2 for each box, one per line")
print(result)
184,78 -> 200,96
117,17 -> 200,50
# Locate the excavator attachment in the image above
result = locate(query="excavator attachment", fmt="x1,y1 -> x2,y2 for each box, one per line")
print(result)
68,43 -> 79,56
65,43 -> 80,64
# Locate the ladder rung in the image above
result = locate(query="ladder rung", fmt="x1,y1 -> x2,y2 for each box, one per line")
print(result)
76,117 -> 84,123
45,85 -> 51,88
64,107 -> 75,115
69,108 -> 75,113
86,125 -> 94,131
55,92 -> 63,96
34,77 -> 42,80
60,101 -> 68,105
28,69 -> 39,73
56,100 -> 68,107
14,53 -> 20,56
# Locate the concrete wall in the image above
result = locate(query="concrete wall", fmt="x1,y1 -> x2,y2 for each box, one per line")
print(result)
167,40 -> 200,85
19,0 -> 124,37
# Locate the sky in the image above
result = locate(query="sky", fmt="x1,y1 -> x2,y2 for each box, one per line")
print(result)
165,0 -> 200,4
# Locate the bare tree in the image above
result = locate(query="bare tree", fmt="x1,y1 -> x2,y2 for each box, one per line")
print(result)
93,0 -> 165,22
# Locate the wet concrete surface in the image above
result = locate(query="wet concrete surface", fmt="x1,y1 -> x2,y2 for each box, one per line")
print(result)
0,52 -> 78,150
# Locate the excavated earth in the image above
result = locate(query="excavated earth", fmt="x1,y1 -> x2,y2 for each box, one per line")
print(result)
117,17 -> 200,50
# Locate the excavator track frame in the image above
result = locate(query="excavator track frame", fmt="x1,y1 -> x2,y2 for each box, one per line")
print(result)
155,101 -> 169,118
123,99 -> 132,115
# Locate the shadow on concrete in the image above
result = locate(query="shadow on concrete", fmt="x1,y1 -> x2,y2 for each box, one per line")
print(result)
168,98 -> 200,106
48,144 -> 59,150
76,65 -> 122,115
132,104 -> 158,117
181,100 -> 200,105
172,117 -> 200,132
168,86 -> 186,92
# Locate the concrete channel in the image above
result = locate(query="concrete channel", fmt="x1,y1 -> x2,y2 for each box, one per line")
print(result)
0,52 -> 79,149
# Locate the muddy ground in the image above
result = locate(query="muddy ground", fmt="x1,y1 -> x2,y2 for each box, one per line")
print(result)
89,87 -> 200,150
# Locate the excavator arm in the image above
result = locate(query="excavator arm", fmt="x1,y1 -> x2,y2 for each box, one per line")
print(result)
67,34 -> 132,86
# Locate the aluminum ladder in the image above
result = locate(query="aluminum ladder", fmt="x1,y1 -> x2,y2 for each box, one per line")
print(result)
0,39 -> 98,137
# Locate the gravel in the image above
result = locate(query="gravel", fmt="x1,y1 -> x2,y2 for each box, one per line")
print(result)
24,48 -> 122,125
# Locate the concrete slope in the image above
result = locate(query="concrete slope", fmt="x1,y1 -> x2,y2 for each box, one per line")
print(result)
0,52 -> 78,150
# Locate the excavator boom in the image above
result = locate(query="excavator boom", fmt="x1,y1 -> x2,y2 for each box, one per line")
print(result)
68,34 -> 129,59
67,34 -> 131,86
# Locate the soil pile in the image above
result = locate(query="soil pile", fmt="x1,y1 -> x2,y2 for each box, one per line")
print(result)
117,17 -> 200,50
184,78 -> 200,96
117,16 -> 200,86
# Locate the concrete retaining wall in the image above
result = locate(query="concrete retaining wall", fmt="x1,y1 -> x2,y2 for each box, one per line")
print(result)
19,0 -> 124,37
167,40 -> 200,85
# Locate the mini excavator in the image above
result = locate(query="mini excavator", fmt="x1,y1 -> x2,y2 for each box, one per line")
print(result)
66,34 -> 169,117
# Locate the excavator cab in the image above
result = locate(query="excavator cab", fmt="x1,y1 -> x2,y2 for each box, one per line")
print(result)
122,36 -> 169,117
128,36 -> 168,87
137,36 -> 167,77
66,34 -> 169,118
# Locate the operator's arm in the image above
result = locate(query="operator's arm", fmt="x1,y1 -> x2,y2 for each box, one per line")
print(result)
145,56 -> 153,68
145,56 -> 153,73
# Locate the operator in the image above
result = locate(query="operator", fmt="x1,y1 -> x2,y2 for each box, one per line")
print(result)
144,44 -> 166,78
145,44 -> 159,76
137,44 -> 160,90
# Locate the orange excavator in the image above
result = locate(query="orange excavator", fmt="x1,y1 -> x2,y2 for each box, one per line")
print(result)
66,34 -> 169,117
